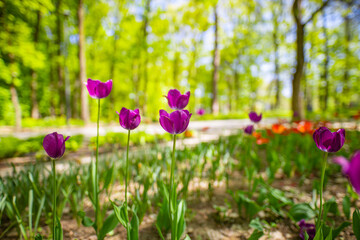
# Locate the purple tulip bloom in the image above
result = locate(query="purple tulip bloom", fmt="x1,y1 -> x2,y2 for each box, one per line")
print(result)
333,151 -> 360,194
298,219 -> 316,240
249,111 -> 262,123
165,89 -> 190,110
85,78 -> 112,99
244,125 -> 254,135
159,109 -> 192,135
43,132 -> 70,159
116,107 -> 141,130
196,108 -> 205,116
313,127 -> 345,153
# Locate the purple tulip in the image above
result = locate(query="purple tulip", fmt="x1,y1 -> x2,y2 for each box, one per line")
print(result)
298,219 -> 316,240
85,78 -> 112,99
244,125 -> 254,135
116,107 -> 141,130
333,151 -> 360,194
43,132 -> 70,159
313,127 -> 345,153
196,108 -> 205,116
249,111 -> 262,123
159,109 -> 192,135
165,89 -> 190,110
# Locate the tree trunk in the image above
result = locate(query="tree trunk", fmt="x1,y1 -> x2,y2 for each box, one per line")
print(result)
322,9 -> 329,110
291,0 -> 329,120
56,0 -> 65,116
141,0 -> 151,114
292,0 -> 305,120
273,5 -> 280,109
211,3 -> 220,114
343,13 -> 351,107
78,0 -> 89,124
31,11 -> 41,119
233,59 -> 240,111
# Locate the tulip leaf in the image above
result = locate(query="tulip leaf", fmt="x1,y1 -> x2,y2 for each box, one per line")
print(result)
78,211 -> 94,227
102,164 -> 114,192
177,200 -> 186,240
98,213 -> 118,240
130,210 -> 139,240
35,234 -> 43,240
249,218 -> 264,232
332,221 -> 351,239
322,198 -> 339,222
288,203 -> 316,222
342,196 -> 351,219
55,217 -> 63,240
313,227 -> 323,240
248,230 -> 264,240
353,208 -> 360,240
111,201 -> 128,229
325,229 -> 332,240
303,231 -> 309,240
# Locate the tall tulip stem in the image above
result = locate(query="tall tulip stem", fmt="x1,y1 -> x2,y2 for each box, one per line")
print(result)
169,134 -> 177,240
95,98 -> 100,235
125,129 -> 131,239
52,159 -> 56,240
318,151 -> 328,228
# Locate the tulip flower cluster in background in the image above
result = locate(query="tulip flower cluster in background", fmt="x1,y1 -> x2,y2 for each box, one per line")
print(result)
244,111 -> 269,145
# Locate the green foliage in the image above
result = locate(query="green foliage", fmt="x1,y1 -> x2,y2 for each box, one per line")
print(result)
0,134 -> 83,159
1,0 -> 360,127
353,208 -> 360,240
89,131 -> 171,149
289,203 -> 316,222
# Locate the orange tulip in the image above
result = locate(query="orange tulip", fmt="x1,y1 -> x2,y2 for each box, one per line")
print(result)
272,123 -> 286,134
297,121 -> 313,134
256,138 -> 269,145
252,131 -> 262,139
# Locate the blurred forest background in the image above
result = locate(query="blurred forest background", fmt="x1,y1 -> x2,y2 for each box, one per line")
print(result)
0,0 -> 360,129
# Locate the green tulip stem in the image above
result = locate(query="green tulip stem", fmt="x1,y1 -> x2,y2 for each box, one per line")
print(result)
95,98 -> 100,236
125,129 -> 131,239
169,134 -> 177,240
52,159 -> 56,240
318,151 -> 328,228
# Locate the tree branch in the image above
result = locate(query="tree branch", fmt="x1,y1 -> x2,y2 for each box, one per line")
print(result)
303,0 -> 330,26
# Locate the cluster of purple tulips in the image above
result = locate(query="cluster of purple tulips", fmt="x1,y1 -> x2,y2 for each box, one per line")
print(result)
42,79 -> 191,239
42,79 -> 360,240
244,111 -> 262,135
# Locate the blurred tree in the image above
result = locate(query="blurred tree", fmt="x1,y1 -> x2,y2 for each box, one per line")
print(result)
291,0 -> 330,120
211,0 -> 220,114
78,0 -> 89,124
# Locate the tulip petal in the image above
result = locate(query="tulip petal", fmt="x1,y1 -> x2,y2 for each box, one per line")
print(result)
128,109 -> 141,130
176,91 -> 190,109
333,156 -> 350,175
43,132 -> 69,159
85,79 -> 99,99
159,109 -> 170,118
348,151 -> 360,194
249,111 -> 262,123
167,89 -> 181,109
119,107 -> 130,129
159,115 -> 174,134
